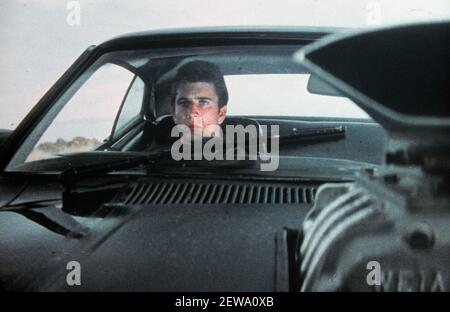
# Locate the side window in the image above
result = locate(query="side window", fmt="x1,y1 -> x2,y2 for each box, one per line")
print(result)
112,75 -> 145,139
26,63 -> 135,162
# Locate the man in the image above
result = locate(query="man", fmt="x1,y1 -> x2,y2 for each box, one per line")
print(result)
169,60 -> 260,158
171,60 -> 228,141
165,60 -> 277,170
149,60 -> 277,170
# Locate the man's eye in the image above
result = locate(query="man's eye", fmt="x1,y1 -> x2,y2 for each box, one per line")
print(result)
178,101 -> 190,107
199,100 -> 210,107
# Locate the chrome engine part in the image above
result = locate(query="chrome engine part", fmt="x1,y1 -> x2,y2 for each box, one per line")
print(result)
300,167 -> 450,291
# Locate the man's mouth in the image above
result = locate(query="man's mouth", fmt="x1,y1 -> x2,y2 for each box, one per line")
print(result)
188,123 -> 202,129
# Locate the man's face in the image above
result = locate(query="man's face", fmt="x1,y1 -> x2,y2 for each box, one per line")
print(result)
173,82 -> 227,138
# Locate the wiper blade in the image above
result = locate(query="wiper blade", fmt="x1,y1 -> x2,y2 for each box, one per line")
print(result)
59,126 -> 344,186
276,125 -> 346,145
59,150 -> 172,187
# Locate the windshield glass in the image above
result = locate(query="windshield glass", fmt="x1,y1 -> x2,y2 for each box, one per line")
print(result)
6,45 -> 386,173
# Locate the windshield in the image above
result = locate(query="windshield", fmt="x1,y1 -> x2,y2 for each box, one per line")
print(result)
6,44 -> 386,173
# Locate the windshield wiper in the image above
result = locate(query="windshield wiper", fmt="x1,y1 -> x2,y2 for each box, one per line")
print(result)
59,149 -> 173,187
59,144 -> 263,187
59,126 -> 345,186
276,125 -> 346,145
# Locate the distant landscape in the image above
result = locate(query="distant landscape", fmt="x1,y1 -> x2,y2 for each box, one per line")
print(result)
27,137 -> 101,162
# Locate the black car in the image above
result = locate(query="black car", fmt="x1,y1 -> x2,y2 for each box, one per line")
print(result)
0,21 -> 448,292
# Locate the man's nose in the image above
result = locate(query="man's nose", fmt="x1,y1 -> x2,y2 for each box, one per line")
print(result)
189,103 -> 201,117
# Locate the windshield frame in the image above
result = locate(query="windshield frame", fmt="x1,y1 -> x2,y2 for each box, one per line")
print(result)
1,27 -> 361,174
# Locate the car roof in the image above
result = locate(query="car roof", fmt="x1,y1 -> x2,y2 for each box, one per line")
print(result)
96,26 -> 353,51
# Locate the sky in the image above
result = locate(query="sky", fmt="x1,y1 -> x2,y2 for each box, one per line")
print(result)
0,0 -> 449,130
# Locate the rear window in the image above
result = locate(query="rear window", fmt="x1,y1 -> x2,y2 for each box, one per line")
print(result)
225,74 -> 370,118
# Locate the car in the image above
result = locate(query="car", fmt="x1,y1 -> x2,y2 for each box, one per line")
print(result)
0,21 -> 448,292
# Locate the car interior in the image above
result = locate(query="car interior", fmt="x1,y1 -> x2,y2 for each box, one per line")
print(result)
94,45 -> 388,166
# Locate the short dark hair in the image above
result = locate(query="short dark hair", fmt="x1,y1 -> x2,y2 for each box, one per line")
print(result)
172,60 -> 228,108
